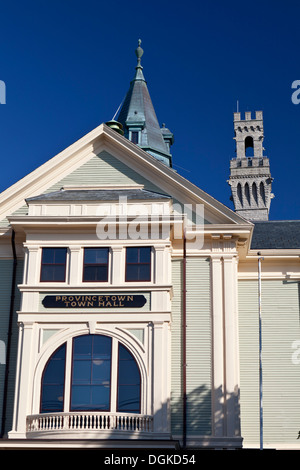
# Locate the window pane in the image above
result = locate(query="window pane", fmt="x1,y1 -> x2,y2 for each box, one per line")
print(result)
71,335 -> 112,411
93,335 -> 112,359
92,360 -> 111,384
83,248 -> 108,282
126,247 -> 151,281
126,248 -> 139,263
126,265 -> 139,281
83,265 -> 108,281
41,248 -> 66,282
84,248 -> 108,264
53,248 -> 67,264
118,385 -> 140,411
42,248 -> 55,264
41,343 -> 66,413
41,385 -> 64,412
73,335 -> 93,359
139,247 -> 151,263
138,264 -> 151,281
42,248 -> 67,264
73,360 -> 91,383
117,344 -> 140,412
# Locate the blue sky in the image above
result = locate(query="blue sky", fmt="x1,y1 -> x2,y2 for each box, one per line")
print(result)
0,0 -> 299,220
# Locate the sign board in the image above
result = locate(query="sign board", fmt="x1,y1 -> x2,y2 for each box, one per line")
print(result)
42,294 -> 147,309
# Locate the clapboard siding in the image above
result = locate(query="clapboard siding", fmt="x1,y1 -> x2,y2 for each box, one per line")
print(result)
170,259 -> 183,435
0,259 -> 23,435
0,150 -> 167,227
186,258 -> 211,435
47,150 -> 165,193
171,257 -> 211,438
238,279 -> 300,447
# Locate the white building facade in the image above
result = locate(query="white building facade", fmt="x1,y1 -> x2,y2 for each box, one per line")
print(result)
0,43 -> 300,450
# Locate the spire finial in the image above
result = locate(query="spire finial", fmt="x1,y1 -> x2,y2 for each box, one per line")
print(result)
135,39 -> 144,67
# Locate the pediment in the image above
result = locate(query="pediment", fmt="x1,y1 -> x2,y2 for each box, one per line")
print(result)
0,123 -> 252,230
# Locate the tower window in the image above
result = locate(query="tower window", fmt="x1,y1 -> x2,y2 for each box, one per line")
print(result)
245,136 -> 254,157
131,132 -> 139,144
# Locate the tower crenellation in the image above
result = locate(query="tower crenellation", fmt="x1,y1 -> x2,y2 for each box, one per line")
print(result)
228,110 -> 274,221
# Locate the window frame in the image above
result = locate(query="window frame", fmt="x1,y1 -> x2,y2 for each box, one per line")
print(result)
40,343 -> 66,413
82,247 -> 109,283
40,247 -> 67,283
130,131 -> 139,144
70,334 -> 112,412
40,335 -> 142,415
117,343 -> 141,413
125,246 -> 152,283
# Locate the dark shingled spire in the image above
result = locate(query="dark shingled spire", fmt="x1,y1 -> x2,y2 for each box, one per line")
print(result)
116,40 -> 174,167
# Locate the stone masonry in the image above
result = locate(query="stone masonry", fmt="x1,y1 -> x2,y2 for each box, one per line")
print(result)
228,111 -> 274,221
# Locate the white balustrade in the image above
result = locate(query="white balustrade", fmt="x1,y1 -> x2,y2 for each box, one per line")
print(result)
26,412 -> 153,434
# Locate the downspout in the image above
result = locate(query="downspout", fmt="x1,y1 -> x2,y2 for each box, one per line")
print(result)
258,253 -> 264,450
0,230 -> 17,438
182,230 -> 187,448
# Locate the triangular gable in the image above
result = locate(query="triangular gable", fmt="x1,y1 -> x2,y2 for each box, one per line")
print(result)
0,123 -> 251,229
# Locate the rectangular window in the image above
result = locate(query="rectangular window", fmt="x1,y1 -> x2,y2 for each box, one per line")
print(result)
125,247 -> 151,282
131,131 -> 139,144
40,248 -> 67,282
83,248 -> 109,282
71,335 -> 112,411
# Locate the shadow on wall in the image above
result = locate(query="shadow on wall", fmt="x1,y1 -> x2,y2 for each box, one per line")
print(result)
171,384 -> 241,442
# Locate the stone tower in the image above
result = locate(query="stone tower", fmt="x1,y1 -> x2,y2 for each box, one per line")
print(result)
228,110 -> 274,221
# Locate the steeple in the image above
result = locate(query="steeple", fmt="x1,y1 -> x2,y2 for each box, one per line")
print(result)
115,40 -> 174,166
228,110 -> 274,221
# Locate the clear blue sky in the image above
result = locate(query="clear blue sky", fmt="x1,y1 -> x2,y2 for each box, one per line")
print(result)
0,0 -> 299,220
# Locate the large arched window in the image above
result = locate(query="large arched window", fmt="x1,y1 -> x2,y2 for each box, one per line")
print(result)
41,343 -> 66,413
40,335 -> 141,414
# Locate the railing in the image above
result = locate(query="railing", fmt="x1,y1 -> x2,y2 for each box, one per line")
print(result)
26,412 -> 153,434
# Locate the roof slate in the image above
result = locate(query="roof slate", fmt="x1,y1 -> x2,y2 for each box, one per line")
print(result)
26,188 -> 171,202
251,220 -> 300,250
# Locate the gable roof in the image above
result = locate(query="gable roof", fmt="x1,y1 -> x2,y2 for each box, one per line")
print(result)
251,220 -> 300,249
0,122 -> 251,229
26,188 -> 171,202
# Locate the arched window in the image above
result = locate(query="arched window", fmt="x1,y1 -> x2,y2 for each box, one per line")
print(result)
41,343 -> 66,413
118,344 -> 141,412
252,182 -> 258,205
245,136 -> 254,157
40,335 -> 141,414
245,182 -> 251,205
260,182 -> 266,204
237,183 -> 243,207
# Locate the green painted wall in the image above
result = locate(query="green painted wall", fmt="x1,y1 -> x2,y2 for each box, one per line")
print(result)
238,279 -> 300,448
1,150 -> 208,227
171,257 -> 211,438
0,259 -> 23,436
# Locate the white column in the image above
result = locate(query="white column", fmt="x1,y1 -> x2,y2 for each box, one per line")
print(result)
211,256 -> 225,437
69,246 -> 81,285
9,322 -> 34,438
26,246 -> 39,284
153,245 -> 165,284
223,254 -> 239,437
152,321 -> 170,435
111,246 -> 123,285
